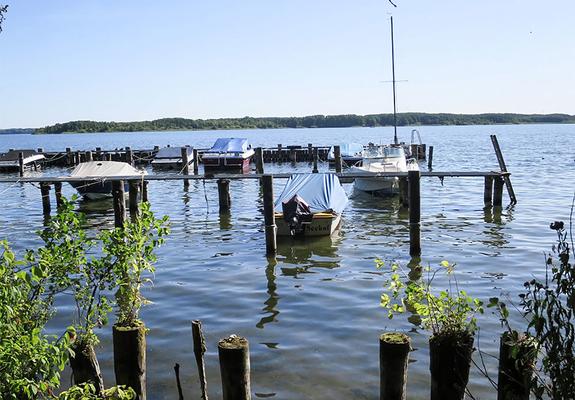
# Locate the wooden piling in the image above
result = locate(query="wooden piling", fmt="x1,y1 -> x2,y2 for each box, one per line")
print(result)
113,325 -> 147,400
312,147 -> 319,173
54,182 -> 63,208
181,147 -> 190,189
75,150 -> 81,165
85,151 -> 93,162
193,149 -> 199,175
308,143 -> 313,160
483,176 -> 493,206
255,147 -> 264,174
493,176 -> 504,207
334,145 -> 342,173
497,332 -> 536,400
192,320 -> 209,400
126,147 -> 133,166
142,181 -> 149,203
128,180 -> 139,222
18,152 -> 24,176
66,148 -> 72,166
218,179 -> 231,212
262,175 -> 276,255
427,146 -> 434,171
105,152 -> 112,161
430,333 -> 474,400
380,333 -> 411,400
408,170 -> 421,257
69,342 -> 105,395
112,180 -> 126,227
218,335 -> 251,400
277,144 -> 282,162
289,147 -> 297,163
96,147 -> 102,160
40,183 -> 51,217
490,135 -> 517,204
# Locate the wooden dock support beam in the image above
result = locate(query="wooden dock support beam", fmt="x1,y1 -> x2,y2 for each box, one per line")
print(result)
334,145 -> 342,173
40,183 -> 51,217
312,148 -> 319,173
193,149 -> 199,175
255,147 -> 264,174
217,179 -> 231,212
380,333 -> 411,400
85,151 -> 93,162
181,147 -> 190,189
483,176 -> 493,207
125,147 -> 133,166
491,135 -> 517,204
54,182 -> 63,209
128,180 -> 139,222
408,170 -> 421,257
262,175 -> 276,256
493,176 -> 504,207
112,180 -> 126,227
66,148 -> 72,166
113,325 -> 147,400
18,152 -> 24,176
427,146 -> 434,171
218,335 -> 251,400
141,181 -> 148,203
497,332 -> 536,400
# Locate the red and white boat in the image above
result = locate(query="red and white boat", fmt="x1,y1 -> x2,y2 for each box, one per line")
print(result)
202,138 -> 254,174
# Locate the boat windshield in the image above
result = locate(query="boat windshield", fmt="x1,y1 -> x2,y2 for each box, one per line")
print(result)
383,147 -> 404,158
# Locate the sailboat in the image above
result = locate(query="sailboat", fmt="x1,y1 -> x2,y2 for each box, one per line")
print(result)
351,16 -> 419,195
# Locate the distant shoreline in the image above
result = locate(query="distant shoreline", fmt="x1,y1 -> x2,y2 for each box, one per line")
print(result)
3,112 -> 575,135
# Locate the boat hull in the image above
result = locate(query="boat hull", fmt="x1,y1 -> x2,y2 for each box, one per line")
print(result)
69,180 -> 129,200
203,156 -> 252,174
151,159 -> 194,170
353,176 -> 399,195
275,212 -> 342,237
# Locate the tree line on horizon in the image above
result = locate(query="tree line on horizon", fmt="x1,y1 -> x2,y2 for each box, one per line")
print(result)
33,112 -> 575,134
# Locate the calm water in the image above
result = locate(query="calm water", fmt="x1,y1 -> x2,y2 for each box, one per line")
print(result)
1,124 -> 574,399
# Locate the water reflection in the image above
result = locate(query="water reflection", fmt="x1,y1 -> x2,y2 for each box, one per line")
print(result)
256,256 -> 279,329
276,235 -> 340,271
219,211 -> 232,230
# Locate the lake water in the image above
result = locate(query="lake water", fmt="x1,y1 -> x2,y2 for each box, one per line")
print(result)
1,124 -> 574,399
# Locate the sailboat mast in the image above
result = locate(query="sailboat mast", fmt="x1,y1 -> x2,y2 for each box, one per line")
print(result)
390,16 -> 398,145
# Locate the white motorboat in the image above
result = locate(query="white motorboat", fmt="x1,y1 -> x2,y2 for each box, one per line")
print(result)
151,146 -> 194,170
202,138 -> 255,174
0,149 -> 45,172
69,161 -> 147,200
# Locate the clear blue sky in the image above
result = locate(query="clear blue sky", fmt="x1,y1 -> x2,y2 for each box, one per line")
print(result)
0,0 -> 573,128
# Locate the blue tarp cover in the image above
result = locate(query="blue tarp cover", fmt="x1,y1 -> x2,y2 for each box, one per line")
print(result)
328,143 -> 364,159
274,173 -> 348,214
208,138 -> 249,153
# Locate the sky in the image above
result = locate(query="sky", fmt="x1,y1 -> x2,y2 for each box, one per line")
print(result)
0,0 -> 574,128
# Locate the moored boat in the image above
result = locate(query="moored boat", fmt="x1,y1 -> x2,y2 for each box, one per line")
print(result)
274,173 -> 348,237
151,146 -> 194,170
202,138 -> 254,174
0,149 -> 45,172
328,143 -> 364,168
69,161 -> 146,200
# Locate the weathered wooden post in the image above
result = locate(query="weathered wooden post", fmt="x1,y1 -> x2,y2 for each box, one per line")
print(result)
399,177 -> 409,208
312,148 -> 319,173
85,151 -> 93,162
113,325 -> 146,400
40,183 -> 51,217
192,320 -> 209,400
128,180 -> 139,223
218,335 -> 251,400
193,149 -> 199,175
289,147 -> 297,163
66,147 -> 72,166
277,144 -> 283,162
218,179 -> 231,212
380,333 -> 411,400
142,181 -> 149,203
125,147 -> 133,166
105,152 -> 112,161
18,152 -> 24,176
497,332 -> 536,400
112,180 -> 126,227
95,147 -> 102,160
493,176 -> 504,207
334,145 -> 342,173
484,176 -> 494,207
262,175 -> 276,255
255,147 -> 264,175
54,182 -> 63,209
408,170 -> 421,257
75,150 -> 82,165
427,146 -> 434,171
181,147 -> 190,189
307,143 -> 313,161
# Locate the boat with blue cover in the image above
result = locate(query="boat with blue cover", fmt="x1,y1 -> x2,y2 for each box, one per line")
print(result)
202,138 -> 254,173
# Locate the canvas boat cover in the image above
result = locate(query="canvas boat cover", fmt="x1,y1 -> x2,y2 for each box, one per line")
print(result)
328,143 -> 364,159
154,146 -> 192,159
70,161 -> 145,178
208,138 -> 250,153
274,173 -> 348,215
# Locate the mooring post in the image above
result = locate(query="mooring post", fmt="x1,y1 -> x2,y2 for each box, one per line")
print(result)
312,147 -> 319,173
193,148 -> 199,175
493,176 -> 504,207
277,144 -> 282,162
40,183 -> 51,217
113,325 -> 147,400
218,335 -> 251,400
497,332 -> 536,400
380,333 -> 411,400
217,179 -> 231,212
289,147 -> 297,163
128,180 -> 139,222
141,181 -> 149,203
85,151 -> 93,162
125,147 -> 133,166
54,182 -> 63,209
307,143 -> 313,161
408,170 -> 421,257
95,147 -> 102,160
75,150 -> 82,165
105,152 -> 112,161
427,146 -> 434,171
484,176 -> 494,207
18,152 -> 24,176
334,145 -> 343,173
255,147 -> 264,174
262,174 -> 277,255
66,147 -> 72,166
112,180 -> 126,228
181,147 -> 190,189
192,320 -> 209,400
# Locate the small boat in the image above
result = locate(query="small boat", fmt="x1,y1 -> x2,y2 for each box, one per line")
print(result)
151,146 -> 194,170
328,143 -> 364,168
202,138 -> 254,173
69,161 -> 146,200
0,149 -> 45,172
274,173 -> 348,237
350,144 -> 419,195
